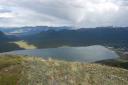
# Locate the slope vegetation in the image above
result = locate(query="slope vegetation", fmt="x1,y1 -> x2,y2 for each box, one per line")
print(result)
0,54 -> 128,85
0,31 -> 23,53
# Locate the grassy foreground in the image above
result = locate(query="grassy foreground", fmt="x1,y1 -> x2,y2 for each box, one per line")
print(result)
0,55 -> 23,85
0,54 -> 128,85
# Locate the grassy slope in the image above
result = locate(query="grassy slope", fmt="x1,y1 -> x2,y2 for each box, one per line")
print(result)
0,55 -> 24,85
9,40 -> 37,49
0,55 -> 128,85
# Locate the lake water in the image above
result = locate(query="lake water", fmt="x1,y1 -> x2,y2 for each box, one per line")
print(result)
4,45 -> 119,62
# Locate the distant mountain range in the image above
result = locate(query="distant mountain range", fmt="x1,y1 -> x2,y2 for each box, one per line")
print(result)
0,26 -> 71,36
1,26 -> 128,35
0,26 -> 128,52
22,26 -> 128,49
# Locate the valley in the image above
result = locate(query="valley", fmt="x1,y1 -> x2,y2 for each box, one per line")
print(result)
1,0 -> 128,84
0,26 -> 128,85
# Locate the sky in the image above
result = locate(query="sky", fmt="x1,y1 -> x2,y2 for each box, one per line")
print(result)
0,0 -> 128,28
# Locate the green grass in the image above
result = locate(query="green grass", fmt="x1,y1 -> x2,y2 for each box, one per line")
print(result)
0,55 -> 24,85
19,57 -> 128,85
0,54 -> 128,85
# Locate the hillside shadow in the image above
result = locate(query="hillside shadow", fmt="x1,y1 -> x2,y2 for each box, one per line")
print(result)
95,59 -> 128,70
0,42 -> 24,53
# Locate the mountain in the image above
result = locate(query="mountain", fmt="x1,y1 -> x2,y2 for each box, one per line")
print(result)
0,31 -> 8,41
0,31 -> 5,36
0,31 -> 23,53
24,27 -> 128,49
0,26 -> 70,36
1,26 -> 128,52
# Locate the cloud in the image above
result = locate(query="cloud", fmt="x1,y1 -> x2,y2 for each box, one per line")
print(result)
0,6 -> 11,13
0,0 -> 128,28
115,0 -> 128,6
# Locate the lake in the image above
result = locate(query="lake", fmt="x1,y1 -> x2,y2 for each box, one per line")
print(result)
4,45 -> 119,62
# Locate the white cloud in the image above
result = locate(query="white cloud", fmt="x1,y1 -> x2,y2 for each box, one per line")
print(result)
0,0 -> 128,28
0,13 -> 15,18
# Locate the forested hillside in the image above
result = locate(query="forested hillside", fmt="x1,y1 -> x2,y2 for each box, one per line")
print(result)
0,31 -> 23,53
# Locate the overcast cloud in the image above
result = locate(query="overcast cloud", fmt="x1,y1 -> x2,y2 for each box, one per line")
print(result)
0,0 -> 128,28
